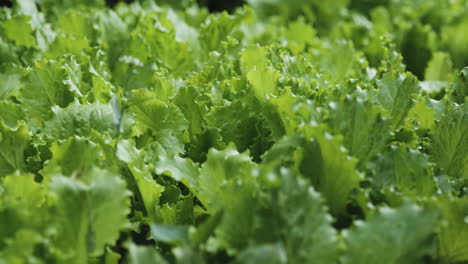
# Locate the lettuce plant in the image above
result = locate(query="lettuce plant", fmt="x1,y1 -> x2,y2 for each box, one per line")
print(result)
0,0 -> 467,263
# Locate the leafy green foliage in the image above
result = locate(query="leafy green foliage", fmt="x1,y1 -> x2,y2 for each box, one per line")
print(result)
300,127 -> 362,216
342,202 -> 439,264
437,197 -> 468,263
254,168 -> 339,263
0,122 -> 29,177
2,16 -> 36,48
49,168 -> 130,263
431,103 -> 467,178
373,72 -> 420,127
0,0 -> 467,263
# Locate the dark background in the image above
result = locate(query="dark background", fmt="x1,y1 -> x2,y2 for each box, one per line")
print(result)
0,0 -> 246,12
193,0 -> 245,12
0,0 -> 12,8
104,0 -> 245,12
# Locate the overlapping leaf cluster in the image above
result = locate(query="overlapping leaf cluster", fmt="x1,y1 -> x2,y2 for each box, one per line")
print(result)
0,0 -> 467,263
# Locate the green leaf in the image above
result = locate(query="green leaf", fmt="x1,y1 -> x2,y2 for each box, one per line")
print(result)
450,67 -> 468,104
199,12 -> 244,52
198,144 -> 258,250
313,40 -> 361,83
2,16 -> 36,48
246,66 -> 281,101
123,12 -> 191,75
0,229 -> 42,264
0,71 -> 22,99
373,72 -> 420,127
190,211 -> 223,246
0,122 -> 29,177
104,247 -> 121,264
442,17 -> 468,68
0,173 -> 48,239
151,224 -> 189,245
41,136 -> 100,176
174,86 -> 206,138
264,88 -> 300,138
117,140 -> 165,220
431,103 -> 467,178
46,35 -> 90,59
437,197 -> 468,263
0,101 -> 23,129
128,164 -> 165,221
261,135 -> 304,166
205,96 -> 268,154
407,96 -> 436,131
240,45 -> 268,73
39,0 -> 105,11
20,59 -> 73,126
342,202 -> 439,264
95,10 -> 129,68
129,89 -> 188,137
172,245 -> 206,264
57,10 -> 93,39
234,244 -> 287,264
262,126 -> 361,217
329,96 -> 391,164
241,45 -> 281,101
49,168 -> 130,263
301,126 -> 362,216
117,141 -> 165,219
424,52 -> 453,81
283,18 -> 316,55
125,243 -> 168,264
155,155 -> 199,193
370,144 -> 434,195
255,168 -> 339,264
156,195 -> 194,225
1,173 -> 46,212
198,144 -> 255,210
43,102 -> 116,139
61,55 -> 86,99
